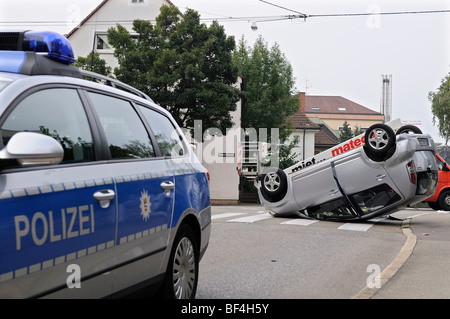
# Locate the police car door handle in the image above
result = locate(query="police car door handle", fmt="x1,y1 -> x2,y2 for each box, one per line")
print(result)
161,181 -> 175,195
93,189 -> 116,209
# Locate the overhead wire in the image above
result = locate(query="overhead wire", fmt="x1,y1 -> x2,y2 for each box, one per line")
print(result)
258,0 -> 308,18
0,6 -> 449,27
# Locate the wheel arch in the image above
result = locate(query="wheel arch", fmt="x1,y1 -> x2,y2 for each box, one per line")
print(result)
172,208 -> 202,251
178,211 -> 201,249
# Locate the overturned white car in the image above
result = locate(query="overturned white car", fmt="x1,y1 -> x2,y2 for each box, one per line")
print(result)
257,120 -> 439,221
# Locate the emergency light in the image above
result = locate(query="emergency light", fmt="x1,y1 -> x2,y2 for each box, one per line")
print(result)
0,30 -> 80,77
22,31 -> 75,64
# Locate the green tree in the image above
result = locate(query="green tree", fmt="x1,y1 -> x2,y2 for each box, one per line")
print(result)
429,72 -> 450,145
339,120 -> 353,142
106,5 -> 241,136
353,124 -> 362,137
233,36 -> 299,141
74,52 -> 111,76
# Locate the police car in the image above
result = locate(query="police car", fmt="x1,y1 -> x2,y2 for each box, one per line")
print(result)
0,31 -> 211,298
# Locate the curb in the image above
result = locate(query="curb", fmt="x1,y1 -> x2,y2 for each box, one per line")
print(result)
352,218 -> 417,299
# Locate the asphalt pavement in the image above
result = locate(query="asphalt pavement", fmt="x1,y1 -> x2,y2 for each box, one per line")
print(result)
354,209 -> 450,299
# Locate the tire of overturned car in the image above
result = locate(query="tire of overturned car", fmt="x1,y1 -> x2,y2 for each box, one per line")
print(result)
396,125 -> 422,135
363,123 -> 396,162
260,168 -> 288,203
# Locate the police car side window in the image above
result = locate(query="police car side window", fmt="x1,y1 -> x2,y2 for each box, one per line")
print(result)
138,106 -> 186,157
1,88 -> 95,164
88,92 -> 155,159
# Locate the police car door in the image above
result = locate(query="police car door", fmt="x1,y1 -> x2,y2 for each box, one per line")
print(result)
86,92 -> 174,293
0,87 -> 117,298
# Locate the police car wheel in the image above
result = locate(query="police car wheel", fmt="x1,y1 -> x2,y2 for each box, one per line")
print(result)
161,224 -> 199,299
396,125 -> 422,135
260,168 -> 288,202
363,124 -> 395,161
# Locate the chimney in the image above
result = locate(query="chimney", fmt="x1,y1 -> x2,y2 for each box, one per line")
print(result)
299,92 -> 306,112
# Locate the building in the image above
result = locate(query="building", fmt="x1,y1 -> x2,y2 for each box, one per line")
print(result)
66,0 -> 178,67
288,102 -> 321,161
288,93 -> 339,157
310,118 -> 340,154
300,92 -> 385,136
196,77 -> 243,205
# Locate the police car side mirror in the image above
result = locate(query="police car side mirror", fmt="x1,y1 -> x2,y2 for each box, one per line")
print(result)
0,132 -> 64,167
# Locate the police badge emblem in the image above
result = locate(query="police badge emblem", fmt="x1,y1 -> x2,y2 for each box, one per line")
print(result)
139,189 -> 151,221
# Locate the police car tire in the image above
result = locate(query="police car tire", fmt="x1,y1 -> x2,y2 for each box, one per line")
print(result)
396,125 -> 422,135
260,168 -> 288,203
363,124 -> 396,161
161,224 -> 199,299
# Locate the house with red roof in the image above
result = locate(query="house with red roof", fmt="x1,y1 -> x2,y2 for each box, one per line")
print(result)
300,92 -> 385,134
289,92 -> 385,156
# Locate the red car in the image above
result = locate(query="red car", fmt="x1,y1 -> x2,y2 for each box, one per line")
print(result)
425,153 -> 450,211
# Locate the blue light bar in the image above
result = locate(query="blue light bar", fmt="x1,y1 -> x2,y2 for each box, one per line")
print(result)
22,31 -> 75,64
0,51 -> 26,73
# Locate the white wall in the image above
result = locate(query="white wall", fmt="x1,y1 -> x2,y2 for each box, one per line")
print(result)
68,0 -> 170,67
288,128 -> 319,162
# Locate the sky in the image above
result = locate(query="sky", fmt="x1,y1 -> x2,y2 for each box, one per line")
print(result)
0,0 -> 449,144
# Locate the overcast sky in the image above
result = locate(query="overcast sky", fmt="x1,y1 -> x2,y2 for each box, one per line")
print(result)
1,0 -> 449,144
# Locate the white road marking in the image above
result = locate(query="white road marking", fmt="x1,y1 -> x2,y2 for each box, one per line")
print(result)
338,223 -> 374,232
214,211 -> 390,232
227,213 -> 273,223
281,219 -> 319,226
211,213 -> 247,220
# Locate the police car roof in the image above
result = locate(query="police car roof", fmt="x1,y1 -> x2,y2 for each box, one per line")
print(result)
0,30 -> 153,102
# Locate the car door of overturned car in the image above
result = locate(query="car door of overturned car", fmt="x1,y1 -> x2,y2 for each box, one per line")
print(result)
291,158 -> 344,214
332,150 -> 402,218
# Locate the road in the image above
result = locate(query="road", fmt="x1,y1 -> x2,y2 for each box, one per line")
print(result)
196,204 -> 416,299
371,209 -> 450,298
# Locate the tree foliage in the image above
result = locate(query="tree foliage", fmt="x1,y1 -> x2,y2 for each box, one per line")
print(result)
339,120 -> 353,142
106,5 -> 241,136
233,36 -> 299,140
74,52 -> 111,76
338,121 -> 363,142
429,72 -> 450,145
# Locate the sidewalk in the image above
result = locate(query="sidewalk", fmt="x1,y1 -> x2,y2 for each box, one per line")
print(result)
360,210 -> 450,299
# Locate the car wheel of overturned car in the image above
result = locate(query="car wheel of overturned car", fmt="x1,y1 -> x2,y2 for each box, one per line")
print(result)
396,125 -> 422,135
363,123 -> 396,162
161,224 -> 199,299
260,168 -> 288,202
